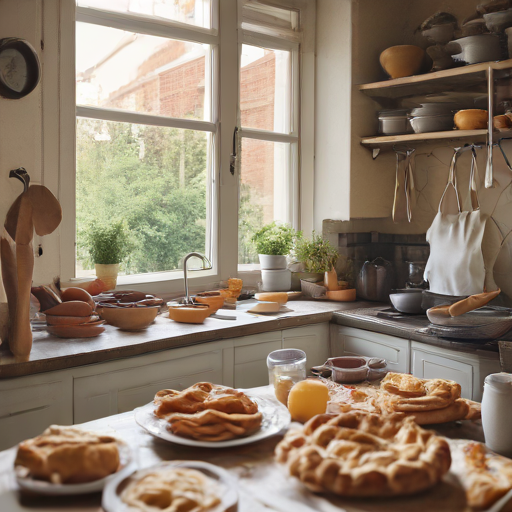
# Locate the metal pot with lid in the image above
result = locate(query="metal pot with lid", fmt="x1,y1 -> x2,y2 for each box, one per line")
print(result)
356,257 -> 394,302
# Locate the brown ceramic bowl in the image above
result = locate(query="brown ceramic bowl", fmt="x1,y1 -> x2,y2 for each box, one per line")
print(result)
98,305 -> 159,331
195,293 -> 225,313
168,304 -> 210,324
379,45 -> 425,79
454,109 -> 488,130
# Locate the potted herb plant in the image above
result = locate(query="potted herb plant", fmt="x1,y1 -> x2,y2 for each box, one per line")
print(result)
251,222 -> 295,270
292,232 -> 339,291
251,222 -> 295,291
87,222 -> 129,290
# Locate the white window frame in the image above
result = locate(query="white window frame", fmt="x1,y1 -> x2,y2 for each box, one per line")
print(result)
57,0 -> 314,296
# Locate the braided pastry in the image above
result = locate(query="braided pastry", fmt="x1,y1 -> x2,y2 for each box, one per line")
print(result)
275,411 -> 451,497
154,383 -> 262,441
154,382 -> 259,417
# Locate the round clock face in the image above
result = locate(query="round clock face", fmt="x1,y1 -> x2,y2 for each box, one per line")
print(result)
0,38 -> 40,99
0,48 -> 28,93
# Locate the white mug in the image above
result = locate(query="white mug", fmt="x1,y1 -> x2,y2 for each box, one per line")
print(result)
481,373 -> 512,456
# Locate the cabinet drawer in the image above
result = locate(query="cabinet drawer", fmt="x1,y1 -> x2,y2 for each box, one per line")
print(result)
234,340 -> 281,365
412,348 -> 473,399
283,324 -> 330,371
336,326 -> 410,374
0,372 -> 72,450
74,349 -> 223,423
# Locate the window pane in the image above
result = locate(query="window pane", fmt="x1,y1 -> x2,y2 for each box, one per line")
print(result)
240,44 -> 291,133
238,138 -> 293,265
76,118 -> 210,277
77,0 -> 211,29
76,22 -> 209,120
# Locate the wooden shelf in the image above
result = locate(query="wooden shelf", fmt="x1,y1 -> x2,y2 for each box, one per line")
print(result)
358,59 -> 512,100
360,129 -> 488,148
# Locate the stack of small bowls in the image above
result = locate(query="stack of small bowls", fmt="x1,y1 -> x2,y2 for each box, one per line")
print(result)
409,102 -> 456,133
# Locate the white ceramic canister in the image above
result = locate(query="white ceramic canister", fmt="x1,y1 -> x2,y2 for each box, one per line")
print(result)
261,269 -> 291,292
481,373 -> 512,456
258,254 -> 287,270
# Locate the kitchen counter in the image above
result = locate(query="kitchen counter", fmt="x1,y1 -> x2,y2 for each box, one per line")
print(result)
0,300 -> 374,379
333,306 -> 501,356
0,386 -> 491,512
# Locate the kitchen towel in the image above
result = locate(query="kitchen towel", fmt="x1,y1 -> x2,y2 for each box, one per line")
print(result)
424,147 -> 502,296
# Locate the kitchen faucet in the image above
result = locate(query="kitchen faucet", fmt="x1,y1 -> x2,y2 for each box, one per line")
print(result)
183,252 -> 212,304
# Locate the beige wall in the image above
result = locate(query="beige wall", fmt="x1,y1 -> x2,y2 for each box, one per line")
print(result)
0,0 -> 63,302
314,0 -> 352,231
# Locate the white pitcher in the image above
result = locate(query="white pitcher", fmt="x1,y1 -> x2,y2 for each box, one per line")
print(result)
481,373 -> 512,456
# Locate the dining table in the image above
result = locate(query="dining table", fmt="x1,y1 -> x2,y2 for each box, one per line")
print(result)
0,385 -> 507,512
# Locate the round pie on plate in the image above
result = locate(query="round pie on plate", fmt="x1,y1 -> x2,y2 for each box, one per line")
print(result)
275,410 -> 451,497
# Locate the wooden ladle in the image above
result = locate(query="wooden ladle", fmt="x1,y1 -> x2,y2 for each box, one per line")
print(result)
1,168 -> 62,358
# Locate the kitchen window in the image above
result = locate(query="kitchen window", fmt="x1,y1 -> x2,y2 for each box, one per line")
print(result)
63,0 -> 313,292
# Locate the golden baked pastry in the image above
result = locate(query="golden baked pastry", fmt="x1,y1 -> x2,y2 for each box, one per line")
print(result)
167,409 -> 263,442
325,374 -> 480,425
154,382 -> 259,417
275,411 -> 451,497
121,467 -> 222,512
14,425 -> 120,484
379,373 -> 461,412
154,383 -> 262,441
453,442 -> 512,510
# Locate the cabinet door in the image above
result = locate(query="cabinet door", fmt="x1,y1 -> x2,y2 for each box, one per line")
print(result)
74,348 -> 223,423
0,371 -> 73,450
234,332 -> 282,389
411,347 -> 473,399
282,323 -> 330,372
336,326 -> 410,374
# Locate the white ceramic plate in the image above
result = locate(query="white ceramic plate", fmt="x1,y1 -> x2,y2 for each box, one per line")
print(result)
102,460 -> 238,512
134,393 -> 291,448
15,440 -> 134,495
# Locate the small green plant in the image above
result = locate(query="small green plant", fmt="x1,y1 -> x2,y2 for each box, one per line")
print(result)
251,222 -> 295,256
87,222 -> 130,264
294,231 -> 339,273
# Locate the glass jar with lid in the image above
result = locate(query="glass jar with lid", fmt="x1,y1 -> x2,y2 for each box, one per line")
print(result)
267,349 -> 306,405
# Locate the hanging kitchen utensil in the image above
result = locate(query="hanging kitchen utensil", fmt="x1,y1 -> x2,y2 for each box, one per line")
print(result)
0,169 -> 62,358
392,147 -> 415,223
424,146 -> 502,296
392,150 -> 408,223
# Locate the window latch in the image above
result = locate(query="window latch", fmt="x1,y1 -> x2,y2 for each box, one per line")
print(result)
230,127 -> 238,175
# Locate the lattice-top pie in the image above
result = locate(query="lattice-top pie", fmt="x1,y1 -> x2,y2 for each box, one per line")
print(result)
275,410 -> 451,497
154,383 -> 262,442
14,425 -> 120,484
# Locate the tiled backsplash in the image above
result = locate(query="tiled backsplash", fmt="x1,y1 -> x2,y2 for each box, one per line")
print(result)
333,231 -> 429,290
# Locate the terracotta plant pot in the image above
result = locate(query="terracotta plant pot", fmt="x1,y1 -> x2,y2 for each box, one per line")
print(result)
454,109 -> 488,130
379,45 -> 425,79
95,263 -> 120,291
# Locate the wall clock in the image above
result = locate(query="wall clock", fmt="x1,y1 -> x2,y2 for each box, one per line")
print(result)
0,38 -> 41,99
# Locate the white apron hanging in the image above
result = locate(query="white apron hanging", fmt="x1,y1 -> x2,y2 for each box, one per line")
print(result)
424,147 -> 501,296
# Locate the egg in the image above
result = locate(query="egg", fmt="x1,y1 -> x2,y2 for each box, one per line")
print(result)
61,287 -> 95,310
287,379 -> 330,423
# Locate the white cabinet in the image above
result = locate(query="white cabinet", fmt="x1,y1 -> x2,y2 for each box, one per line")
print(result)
411,342 -> 500,401
0,370 -> 73,450
283,323 -> 330,372
233,332 -> 281,389
73,342 -> 225,423
233,324 -> 331,388
334,326 -> 410,373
